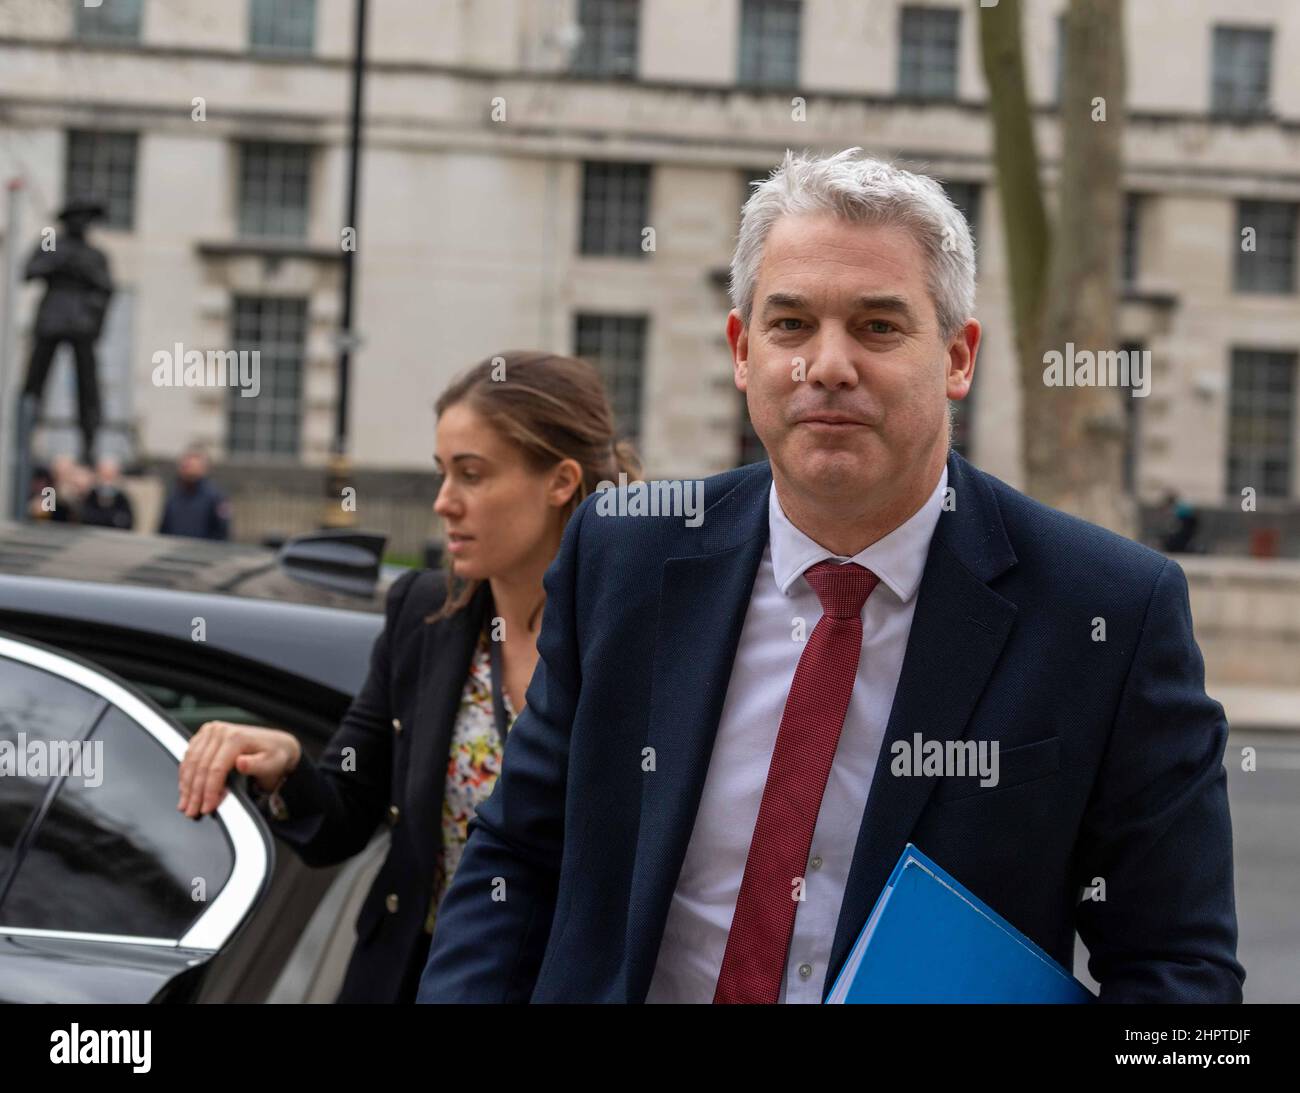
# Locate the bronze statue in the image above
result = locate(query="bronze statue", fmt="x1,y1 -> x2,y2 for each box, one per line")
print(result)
22,197 -> 114,465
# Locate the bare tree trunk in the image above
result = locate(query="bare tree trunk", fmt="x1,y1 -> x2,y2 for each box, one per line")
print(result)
1041,0 -> 1133,534
978,0 -> 1049,402
979,0 -> 1135,536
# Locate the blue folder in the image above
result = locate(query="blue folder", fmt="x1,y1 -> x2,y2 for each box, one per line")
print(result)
825,844 -> 1094,1003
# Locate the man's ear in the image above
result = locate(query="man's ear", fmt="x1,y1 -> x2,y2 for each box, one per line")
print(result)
946,318 -> 980,400
727,310 -> 749,391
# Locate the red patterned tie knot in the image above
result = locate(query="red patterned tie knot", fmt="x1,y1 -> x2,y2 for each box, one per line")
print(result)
802,560 -> 880,619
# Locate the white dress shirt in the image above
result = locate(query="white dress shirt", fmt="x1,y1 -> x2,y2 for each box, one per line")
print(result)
645,463 -> 949,1003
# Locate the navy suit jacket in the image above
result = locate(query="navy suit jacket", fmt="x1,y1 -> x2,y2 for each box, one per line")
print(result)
418,450 -> 1244,1003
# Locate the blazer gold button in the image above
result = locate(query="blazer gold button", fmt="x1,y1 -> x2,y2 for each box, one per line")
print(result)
388,804 -> 400,825
392,717 -> 401,733
385,893 -> 399,913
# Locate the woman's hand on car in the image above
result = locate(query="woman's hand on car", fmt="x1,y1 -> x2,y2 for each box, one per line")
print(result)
178,721 -> 302,817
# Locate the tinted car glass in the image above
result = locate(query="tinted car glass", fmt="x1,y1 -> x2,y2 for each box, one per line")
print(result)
0,706 -> 234,939
129,680 -> 264,733
0,657 -> 103,886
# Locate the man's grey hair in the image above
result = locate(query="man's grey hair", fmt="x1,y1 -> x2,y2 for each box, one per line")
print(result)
729,147 -> 977,341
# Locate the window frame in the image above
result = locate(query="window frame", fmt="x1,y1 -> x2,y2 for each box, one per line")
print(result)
738,0 -> 802,89
897,5 -> 962,102
72,0 -> 143,43
64,129 -> 138,231
236,140 -> 313,242
1225,347 -> 1297,501
573,311 -> 649,444
570,0 -> 640,79
579,160 -> 652,258
1235,199 -> 1298,295
225,294 -> 309,459
248,0 -> 317,56
0,633 -> 268,952
1210,24 -> 1273,119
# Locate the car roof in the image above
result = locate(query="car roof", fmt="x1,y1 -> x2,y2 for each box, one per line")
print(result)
0,520 -> 392,612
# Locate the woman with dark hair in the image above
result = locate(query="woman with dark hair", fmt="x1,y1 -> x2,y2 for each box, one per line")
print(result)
177,351 -> 641,1003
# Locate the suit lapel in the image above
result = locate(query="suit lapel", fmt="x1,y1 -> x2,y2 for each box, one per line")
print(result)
622,463 -> 773,1001
406,580 -> 490,882
822,450 -> 1019,998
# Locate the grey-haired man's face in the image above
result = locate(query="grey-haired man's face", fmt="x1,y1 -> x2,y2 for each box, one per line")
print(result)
728,211 -> 976,505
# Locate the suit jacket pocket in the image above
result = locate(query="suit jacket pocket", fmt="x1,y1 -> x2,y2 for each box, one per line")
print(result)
930,735 -> 1060,803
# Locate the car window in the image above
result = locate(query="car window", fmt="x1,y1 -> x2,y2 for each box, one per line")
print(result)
130,680 -> 264,733
0,657 -> 103,887
0,706 -> 235,939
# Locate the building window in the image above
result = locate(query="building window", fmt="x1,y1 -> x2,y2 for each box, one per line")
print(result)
574,313 -> 647,443
238,141 -> 311,239
571,0 -> 639,79
738,0 -> 801,88
227,297 -> 307,457
1211,26 -> 1272,117
580,161 -> 651,257
73,0 -> 143,42
1226,348 -> 1295,500
898,6 -> 960,101
1121,193 -> 1142,287
65,130 -> 137,230
1235,200 -> 1297,294
249,0 -> 316,55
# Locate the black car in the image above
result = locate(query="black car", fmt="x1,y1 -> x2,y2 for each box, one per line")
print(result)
0,520 -> 404,1002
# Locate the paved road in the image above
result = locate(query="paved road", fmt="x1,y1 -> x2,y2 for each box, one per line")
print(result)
1073,728 -> 1299,1002
1223,729 -> 1300,1003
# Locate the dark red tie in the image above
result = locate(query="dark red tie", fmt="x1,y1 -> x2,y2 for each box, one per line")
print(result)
713,559 -> 880,1004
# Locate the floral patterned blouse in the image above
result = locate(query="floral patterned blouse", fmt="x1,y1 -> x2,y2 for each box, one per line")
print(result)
425,628 -> 516,933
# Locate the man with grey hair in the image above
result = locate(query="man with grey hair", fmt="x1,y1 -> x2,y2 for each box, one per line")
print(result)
419,148 -> 1242,1004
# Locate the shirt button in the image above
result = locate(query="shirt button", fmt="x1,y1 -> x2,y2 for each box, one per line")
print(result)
798,963 -> 812,979
385,893 -> 399,913
388,804 -> 400,825
392,717 -> 402,733
810,855 -> 823,870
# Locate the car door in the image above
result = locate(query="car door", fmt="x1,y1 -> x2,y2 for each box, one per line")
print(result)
0,632 -> 272,1003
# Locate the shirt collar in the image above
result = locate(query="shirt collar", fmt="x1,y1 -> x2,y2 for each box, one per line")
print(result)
768,461 -> 948,604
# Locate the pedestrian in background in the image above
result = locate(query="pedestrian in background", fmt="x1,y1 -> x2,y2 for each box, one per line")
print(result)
158,446 -> 231,540
80,456 -> 135,530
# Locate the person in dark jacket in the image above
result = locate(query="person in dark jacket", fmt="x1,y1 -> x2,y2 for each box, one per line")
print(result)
22,197 -> 114,466
25,465 -> 68,523
176,351 -> 641,1003
80,457 -> 135,530
1159,490 -> 1201,554
158,447 -> 230,540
